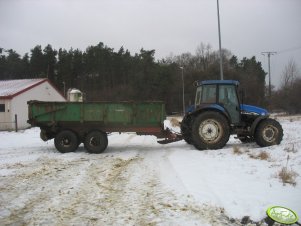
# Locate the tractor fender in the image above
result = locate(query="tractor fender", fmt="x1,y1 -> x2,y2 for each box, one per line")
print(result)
250,115 -> 269,135
190,104 -> 231,124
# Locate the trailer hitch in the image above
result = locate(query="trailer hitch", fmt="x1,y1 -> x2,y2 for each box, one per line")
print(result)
156,128 -> 183,144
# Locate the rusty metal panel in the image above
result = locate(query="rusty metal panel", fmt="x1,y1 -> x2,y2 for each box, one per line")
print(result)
28,101 -> 80,122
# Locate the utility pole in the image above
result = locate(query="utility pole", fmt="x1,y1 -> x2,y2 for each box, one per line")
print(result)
179,66 -> 185,115
261,51 -> 277,97
217,0 -> 223,80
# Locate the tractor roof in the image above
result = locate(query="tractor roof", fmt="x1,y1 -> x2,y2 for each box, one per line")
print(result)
196,80 -> 239,86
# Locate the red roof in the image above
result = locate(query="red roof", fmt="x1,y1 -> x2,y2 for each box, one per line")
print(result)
0,78 -> 64,99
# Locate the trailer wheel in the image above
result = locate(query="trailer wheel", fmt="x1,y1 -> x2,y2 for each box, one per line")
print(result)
54,130 -> 79,153
192,111 -> 230,150
255,118 -> 283,147
84,130 -> 108,154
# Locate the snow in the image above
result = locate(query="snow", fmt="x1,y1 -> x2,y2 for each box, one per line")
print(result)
0,78 -> 46,97
0,116 -> 301,225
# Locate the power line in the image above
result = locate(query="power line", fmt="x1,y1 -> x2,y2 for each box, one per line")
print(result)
260,45 -> 301,97
277,45 -> 301,54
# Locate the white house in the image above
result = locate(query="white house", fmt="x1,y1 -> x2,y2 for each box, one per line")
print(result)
0,78 -> 66,131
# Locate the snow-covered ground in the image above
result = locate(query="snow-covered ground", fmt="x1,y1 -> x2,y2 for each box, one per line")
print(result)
0,116 -> 300,225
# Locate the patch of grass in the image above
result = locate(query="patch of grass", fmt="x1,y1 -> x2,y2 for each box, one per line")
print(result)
257,151 -> 270,160
233,146 -> 243,155
284,143 -> 298,153
249,151 -> 270,160
278,167 -> 298,186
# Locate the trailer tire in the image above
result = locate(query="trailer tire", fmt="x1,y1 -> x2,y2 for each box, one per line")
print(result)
84,130 -> 108,154
54,130 -> 79,153
192,111 -> 230,150
255,118 -> 283,147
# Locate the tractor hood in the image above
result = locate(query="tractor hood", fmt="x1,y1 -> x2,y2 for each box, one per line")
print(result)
240,104 -> 269,116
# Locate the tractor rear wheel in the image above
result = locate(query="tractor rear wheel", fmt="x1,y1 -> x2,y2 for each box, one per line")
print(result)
191,111 -> 230,150
255,118 -> 283,147
181,116 -> 193,145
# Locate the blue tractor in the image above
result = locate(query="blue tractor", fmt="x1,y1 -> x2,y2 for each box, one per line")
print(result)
181,80 -> 283,150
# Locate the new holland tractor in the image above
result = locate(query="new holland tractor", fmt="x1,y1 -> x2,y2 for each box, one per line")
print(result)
180,80 -> 283,150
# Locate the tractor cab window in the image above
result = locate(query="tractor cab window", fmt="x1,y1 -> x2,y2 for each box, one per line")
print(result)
219,85 -> 239,106
219,85 -> 240,123
195,85 -> 217,106
202,85 -> 216,103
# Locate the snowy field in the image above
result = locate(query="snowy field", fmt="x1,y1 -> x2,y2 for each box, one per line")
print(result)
0,116 -> 301,225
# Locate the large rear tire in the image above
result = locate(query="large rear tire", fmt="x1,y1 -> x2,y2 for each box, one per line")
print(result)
191,111 -> 230,150
54,130 -> 79,153
255,118 -> 283,147
84,130 -> 108,154
181,116 -> 193,145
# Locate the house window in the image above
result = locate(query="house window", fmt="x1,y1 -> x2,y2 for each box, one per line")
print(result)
0,104 -> 5,112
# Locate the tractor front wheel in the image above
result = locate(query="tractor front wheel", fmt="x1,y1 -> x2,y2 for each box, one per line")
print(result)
255,118 -> 283,147
191,111 -> 230,150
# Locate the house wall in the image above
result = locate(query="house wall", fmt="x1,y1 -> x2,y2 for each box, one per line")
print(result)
1,81 -> 65,131
0,99 -> 13,130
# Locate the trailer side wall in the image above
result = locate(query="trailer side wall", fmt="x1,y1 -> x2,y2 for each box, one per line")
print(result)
28,101 -> 166,133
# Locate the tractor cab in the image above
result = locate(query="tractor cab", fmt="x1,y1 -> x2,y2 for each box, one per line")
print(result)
194,80 -> 241,124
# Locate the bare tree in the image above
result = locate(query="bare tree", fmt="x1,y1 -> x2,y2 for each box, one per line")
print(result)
195,43 -> 213,71
273,59 -> 301,113
281,58 -> 300,89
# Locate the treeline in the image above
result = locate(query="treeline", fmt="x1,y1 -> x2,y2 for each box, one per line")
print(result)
271,59 -> 301,114
0,42 -> 267,113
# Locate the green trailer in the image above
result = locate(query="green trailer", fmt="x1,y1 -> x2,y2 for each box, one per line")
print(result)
27,101 -> 181,153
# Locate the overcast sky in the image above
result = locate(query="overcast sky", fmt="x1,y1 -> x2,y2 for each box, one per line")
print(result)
0,0 -> 300,88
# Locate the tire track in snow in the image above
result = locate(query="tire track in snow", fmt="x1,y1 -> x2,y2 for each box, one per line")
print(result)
1,136 -> 265,226
138,148 -> 243,226
0,155 -> 98,225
